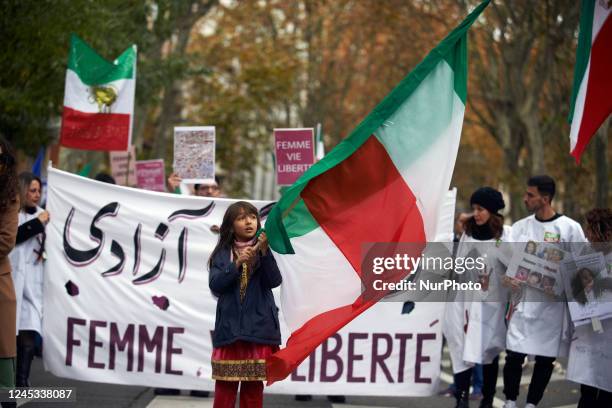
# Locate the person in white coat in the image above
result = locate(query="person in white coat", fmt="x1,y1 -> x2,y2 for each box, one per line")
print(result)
566,208 -> 612,408
9,172 -> 49,387
503,175 -> 586,408
443,187 -> 511,408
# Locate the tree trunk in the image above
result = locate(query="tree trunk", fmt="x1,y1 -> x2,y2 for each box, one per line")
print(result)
150,1 -> 218,161
523,112 -> 545,175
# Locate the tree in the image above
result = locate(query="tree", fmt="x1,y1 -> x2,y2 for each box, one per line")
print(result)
135,0 -> 218,162
0,0 -> 150,154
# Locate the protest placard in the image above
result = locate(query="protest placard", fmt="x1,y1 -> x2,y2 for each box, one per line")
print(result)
136,159 -> 165,192
274,128 -> 315,186
506,241 -> 566,295
173,126 -> 215,183
109,145 -> 136,186
561,251 -> 612,325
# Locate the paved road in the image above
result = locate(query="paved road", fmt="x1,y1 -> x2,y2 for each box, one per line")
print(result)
19,348 -> 579,408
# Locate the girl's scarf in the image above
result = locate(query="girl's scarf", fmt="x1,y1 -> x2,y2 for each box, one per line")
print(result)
232,237 -> 257,302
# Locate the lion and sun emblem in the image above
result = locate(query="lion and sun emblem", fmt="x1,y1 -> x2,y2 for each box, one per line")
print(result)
88,85 -> 118,113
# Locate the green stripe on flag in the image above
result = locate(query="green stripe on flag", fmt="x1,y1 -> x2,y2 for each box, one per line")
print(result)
67,34 -> 135,85
568,0 -> 595,123
374,34 -> 467,170
374,61 -> 463,172
265,0 -> 490,254
443,32 -> 467,104
283,200 -> 319,239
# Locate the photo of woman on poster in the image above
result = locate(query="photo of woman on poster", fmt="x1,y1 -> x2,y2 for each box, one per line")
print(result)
524,241 -> 537,255
571,267 -> 612,305
527,271 -> 543,287
542,275 -> 556,292
515,266 -> 529,281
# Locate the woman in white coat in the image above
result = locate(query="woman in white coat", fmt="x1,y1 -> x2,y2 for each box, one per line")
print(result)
443,187 -> 511,408
9,172 -> 49,387
567,208 -> 612,408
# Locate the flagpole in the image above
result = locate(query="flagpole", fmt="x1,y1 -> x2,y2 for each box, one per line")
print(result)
49,144 -> 61,169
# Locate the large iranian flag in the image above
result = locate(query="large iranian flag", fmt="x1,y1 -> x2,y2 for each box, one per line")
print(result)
60,35 -> 136,151
568,0 -> 611,163
265,1 -> 490,383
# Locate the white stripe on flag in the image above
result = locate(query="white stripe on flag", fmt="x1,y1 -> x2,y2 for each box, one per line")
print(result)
63,70 -> 135,114
273,227 -> 362,332
569,59 -> 590,152
375,61 -> 465,240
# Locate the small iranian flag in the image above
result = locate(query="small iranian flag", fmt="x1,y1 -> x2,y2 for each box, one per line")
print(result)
264,1 -> 490,383
568,1 -> 611,163
60,35 -> 137,151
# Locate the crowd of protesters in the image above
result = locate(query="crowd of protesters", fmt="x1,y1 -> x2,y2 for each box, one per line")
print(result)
0,135 -> 610,408
443,178 -> 611,408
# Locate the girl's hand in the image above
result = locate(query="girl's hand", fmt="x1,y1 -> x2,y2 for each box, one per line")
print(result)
38,210 -> 50,225
258,232 -> 269,254
235,247 -> 256,266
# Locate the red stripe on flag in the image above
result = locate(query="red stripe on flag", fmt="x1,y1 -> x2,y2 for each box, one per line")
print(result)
266,135 -> 426,383
571,15 -> 612,163
267,296 -> 374,384
60,107 -> 131,151
303,135 -> 426,275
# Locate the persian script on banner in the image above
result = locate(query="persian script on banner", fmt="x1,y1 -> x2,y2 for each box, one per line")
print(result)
42,166 -> 443,395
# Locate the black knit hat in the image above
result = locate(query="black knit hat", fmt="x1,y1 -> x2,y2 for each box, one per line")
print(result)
470,187 -> 505,215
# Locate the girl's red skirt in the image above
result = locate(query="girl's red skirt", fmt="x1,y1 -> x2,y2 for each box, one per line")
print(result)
211,340 -> 278,381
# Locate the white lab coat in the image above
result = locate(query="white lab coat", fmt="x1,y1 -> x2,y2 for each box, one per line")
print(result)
443,225 -> 512,374
566,251 -> 612,392
9,207 -> 45,334
506,214 -> 586,358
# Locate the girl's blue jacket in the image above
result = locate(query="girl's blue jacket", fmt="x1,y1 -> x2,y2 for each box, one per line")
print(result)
209,247 -> 282,348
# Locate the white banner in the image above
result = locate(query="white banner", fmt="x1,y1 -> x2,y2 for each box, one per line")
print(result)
43,167 -> 443,395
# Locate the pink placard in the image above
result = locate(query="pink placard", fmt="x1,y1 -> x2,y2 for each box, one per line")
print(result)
274,128 -> 315,186
136,159 -> 166,192
109,146 -> 136,186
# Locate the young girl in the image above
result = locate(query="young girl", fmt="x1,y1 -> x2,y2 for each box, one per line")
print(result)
443,187 -> 511,408
209,201 -> 282,408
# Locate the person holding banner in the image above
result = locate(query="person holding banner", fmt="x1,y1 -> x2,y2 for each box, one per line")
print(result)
0,137 -> 20,405
566,208 -> 612,408
503,175 -> 586,408
9,172 -> 50,388
167,172 -> 222,197
208,201 -> 282,408
443,187 -> 511,408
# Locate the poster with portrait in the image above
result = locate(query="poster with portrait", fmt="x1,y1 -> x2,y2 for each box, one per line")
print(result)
173,126 -> 215,183
505,241 -> 566,295
561,252 -> 612,325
